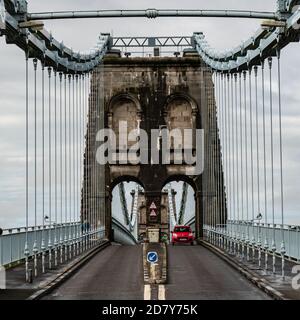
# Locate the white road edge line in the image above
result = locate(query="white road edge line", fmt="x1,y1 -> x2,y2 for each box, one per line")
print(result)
144,284 -> 151,300
158,285 -> 166,300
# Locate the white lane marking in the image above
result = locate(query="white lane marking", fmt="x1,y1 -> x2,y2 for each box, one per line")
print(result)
144,284 -> 151,300
158,285 -> 166,300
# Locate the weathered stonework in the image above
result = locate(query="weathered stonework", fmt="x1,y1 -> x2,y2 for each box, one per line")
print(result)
82,52 -> 226,240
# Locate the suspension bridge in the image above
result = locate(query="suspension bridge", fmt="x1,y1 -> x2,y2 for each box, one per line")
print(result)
0,0 -> 300,300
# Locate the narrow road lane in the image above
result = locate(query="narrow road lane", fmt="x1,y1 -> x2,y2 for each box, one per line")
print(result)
43,244 -> 144,300
43,244 -> 271,300
166,245 -> 271,300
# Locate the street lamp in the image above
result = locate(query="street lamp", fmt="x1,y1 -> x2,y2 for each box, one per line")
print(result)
256,213 -> 263,221
44,216 -> 56,226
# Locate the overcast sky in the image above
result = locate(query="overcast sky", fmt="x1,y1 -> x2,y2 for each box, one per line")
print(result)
1,0 -> 300,229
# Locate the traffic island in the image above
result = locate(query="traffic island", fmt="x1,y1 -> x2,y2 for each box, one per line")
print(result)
143,242 -> 167,285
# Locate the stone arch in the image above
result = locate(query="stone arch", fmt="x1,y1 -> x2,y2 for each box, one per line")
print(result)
161,175 -> 200,237
110,175 -> 145,192
161,174 -> 198,194
110,176 -> 147,241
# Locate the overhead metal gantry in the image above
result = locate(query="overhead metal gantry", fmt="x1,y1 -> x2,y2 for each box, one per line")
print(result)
112,36 -> 192,48
1,0 -> 300,73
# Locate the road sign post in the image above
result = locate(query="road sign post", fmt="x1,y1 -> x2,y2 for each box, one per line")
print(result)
147,251 -> 158,264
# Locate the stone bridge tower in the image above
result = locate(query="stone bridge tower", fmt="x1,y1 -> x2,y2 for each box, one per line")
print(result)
82,51 -> 226,240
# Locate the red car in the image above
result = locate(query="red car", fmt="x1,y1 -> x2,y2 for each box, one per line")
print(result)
171,226 -> 195,246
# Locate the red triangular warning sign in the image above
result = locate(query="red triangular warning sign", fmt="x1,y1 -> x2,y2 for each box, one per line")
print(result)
150,210 -> 157,217
150,202 -> 157,210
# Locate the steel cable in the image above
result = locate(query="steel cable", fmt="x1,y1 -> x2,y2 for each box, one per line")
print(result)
261,60 -> 269,272
33,58 -> 38,276
48,67 -> 53,269
24,50 -> 29,282
268,57 -> 276,274
41,60 -> 46,273
277,50 -> 286,279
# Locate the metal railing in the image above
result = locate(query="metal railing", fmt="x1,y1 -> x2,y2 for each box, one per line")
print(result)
0,222 -> 106,267
203,221 -> 300,261
226,221 -> 300,261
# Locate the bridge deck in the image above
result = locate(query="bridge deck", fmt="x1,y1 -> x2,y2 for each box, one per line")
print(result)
42,244 -> 144,300
41,244 -> 271,300
166,245 -> 270,300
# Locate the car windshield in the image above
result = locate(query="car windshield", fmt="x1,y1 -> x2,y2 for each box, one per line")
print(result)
174,227 -> 190,233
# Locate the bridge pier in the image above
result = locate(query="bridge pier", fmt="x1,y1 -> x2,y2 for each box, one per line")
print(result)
81,53 -> 226,243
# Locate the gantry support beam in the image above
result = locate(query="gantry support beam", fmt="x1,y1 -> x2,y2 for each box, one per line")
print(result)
26,9 -> 279,21
1,0 -> 300,73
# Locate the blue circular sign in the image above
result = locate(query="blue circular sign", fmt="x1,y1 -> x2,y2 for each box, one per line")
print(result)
147,251 -> 158,264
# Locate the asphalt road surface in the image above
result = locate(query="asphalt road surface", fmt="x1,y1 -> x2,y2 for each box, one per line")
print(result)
43,243 -> 271,300
43,244 -> 144,300
166,245 -> 271,300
